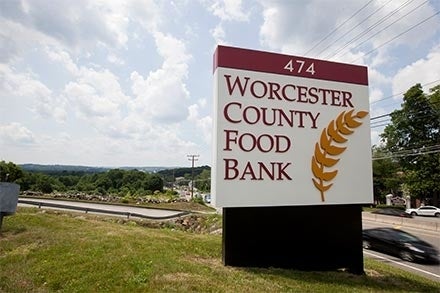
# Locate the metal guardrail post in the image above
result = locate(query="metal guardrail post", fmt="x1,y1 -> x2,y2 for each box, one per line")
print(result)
0,212 -> 4,232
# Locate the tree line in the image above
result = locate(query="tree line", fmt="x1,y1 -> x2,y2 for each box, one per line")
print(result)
0,163 -> 164,196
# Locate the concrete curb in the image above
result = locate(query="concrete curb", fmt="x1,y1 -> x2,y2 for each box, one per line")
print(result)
362,212 -> 440,232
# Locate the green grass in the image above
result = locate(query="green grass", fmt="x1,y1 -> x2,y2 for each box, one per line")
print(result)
1,207 -> 439,292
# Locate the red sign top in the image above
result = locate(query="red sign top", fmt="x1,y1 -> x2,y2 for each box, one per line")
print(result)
213,45 -> 368,86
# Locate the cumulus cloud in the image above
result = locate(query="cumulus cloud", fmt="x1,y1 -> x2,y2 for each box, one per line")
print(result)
187,102 -> 212,145
0,122 -> 35,144
107,53 -> 125,65
64,67 -> 130,127
0,64 -> 67,122
211,23 -> 227,45
0,0 -> 129,51
392,44 -> 440,96
207,0 -> 249,22
258,0 -> 440,64
45,47 -> 80,75
259,1 -> 343,55
130,32 -> 191,123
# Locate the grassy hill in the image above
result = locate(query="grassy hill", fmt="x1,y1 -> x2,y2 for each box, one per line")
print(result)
1,207 -> 439,292
19,164 -> 176,174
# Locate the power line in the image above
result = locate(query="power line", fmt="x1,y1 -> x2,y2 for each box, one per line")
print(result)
372,148 -> 440,160
315,0 -> 394,58
187,154 -> 199,199
328,0 -> 427,60
351,10 -> 440,63
303,0 -> 374,56
371,122 -> 390,128
371,113 -> 391,121
370,79 -> 440,105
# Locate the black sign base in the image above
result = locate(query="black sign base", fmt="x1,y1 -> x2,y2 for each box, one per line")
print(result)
222,205 -> 364,274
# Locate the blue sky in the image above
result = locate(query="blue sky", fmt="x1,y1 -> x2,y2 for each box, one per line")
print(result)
1,0 -> 439,167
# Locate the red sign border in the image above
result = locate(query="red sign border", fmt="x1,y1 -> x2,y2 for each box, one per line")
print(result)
213,45 -> 368,86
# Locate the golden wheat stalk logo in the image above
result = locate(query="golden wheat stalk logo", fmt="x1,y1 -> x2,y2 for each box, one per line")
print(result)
311,109 -> 368,202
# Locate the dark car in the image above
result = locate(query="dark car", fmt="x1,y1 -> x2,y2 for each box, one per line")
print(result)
363,227 -> 439,263
371,208 -> 412,218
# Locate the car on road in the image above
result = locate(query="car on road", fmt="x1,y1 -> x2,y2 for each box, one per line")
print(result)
363,227 -> 439,263
372,208 -> 412,218
405,206 -> 440,217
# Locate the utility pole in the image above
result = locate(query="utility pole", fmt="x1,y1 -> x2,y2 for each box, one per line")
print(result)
187,154 -> 199,199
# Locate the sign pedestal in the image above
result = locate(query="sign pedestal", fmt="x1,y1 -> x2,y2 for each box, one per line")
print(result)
213,45 -> 372,274
223,205 -> 364,274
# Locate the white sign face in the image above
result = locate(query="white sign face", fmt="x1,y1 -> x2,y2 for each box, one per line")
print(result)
212,46 -> 373,207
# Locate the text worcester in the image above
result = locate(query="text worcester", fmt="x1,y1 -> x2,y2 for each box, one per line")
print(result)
220,74 -> 355,181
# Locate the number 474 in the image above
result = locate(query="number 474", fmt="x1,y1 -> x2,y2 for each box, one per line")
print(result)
284,59 -> 315,75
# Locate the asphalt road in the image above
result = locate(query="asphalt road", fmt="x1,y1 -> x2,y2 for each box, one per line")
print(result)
363,219 -> 440,282
18,198 -> 186,219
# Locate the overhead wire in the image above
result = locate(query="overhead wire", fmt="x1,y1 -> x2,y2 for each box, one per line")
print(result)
327,0 -> 427,60
370,79 -> 440,105
372,143 -> 440,160
351,9 -> 440,63
303,0 -> 375,56
314,0 -> 394,58
372,149 -> 440,160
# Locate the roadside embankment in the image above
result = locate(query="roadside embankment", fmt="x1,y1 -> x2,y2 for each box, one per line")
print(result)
362,212 -> 440,232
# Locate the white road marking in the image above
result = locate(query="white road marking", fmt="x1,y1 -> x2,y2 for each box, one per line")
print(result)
363,250 -> 440,279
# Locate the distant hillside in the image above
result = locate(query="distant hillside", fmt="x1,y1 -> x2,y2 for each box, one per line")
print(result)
158,165 -> 211,179
19,164 -> 175,174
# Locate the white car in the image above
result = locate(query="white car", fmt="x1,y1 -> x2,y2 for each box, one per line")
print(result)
405,206 -> 440,217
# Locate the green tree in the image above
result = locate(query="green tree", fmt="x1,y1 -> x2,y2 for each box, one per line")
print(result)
371,146 -> 402,203
380,84 -> 440,205
0,161 -> 24,182
195,169 -> 211,192
143,174 -> 163,192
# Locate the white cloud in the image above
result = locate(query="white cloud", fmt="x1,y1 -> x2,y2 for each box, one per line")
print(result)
187,103 -> 212,145
369,87 -> 384,104
259,1 -> 343,55
0,18 -> 59,63
130,32 -> 191,123
187,104 -> 200,121
207,0 -> 249,22
0,64 -> 67,122
0,122 -> 35,144
258,0 -> 440,63
64,67 -> 129,124
392,44 -> 440,96
107,53 -> 125,65
127,0 -> 162,33
7,0 -> 128,48
196,115 -> 212,145
0,64 -> 50,97
211,23 -> 227,45
45,47 -> 80,75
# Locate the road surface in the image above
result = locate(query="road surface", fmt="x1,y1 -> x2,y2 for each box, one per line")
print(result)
18,198 -> 187,219
363,219 -> 440,282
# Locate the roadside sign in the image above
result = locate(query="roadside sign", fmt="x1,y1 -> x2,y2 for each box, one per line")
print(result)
212,45 -> 372,207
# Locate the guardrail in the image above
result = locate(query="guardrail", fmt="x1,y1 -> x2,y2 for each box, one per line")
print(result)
362,212 -> 440,232
18,199 -> 190,220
